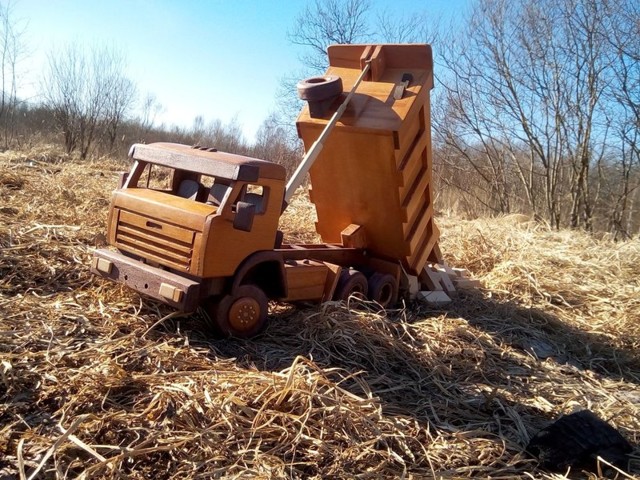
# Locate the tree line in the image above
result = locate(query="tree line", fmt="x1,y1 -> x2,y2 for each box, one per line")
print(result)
1,0 -> 639,237
434,0 -> 640,238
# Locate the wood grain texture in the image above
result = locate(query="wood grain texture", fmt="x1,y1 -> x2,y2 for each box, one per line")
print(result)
108,177 -> 285,278
296,44 -> 440,275
282,260 -> 329,302
202,178 -> 284,278
113,188 -> 215,230
131,143 -> 286,181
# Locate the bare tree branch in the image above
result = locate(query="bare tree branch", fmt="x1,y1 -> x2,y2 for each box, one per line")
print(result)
288,0 -> 372,71
41,44 -> 136,159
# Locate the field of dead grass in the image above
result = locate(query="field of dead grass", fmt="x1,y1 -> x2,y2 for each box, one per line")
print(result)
1,146 -> 639,479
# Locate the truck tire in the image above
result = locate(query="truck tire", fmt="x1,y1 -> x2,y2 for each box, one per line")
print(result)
367,273 -> 398,308
205,285 -> 268,338
334,269 -> 368,302
297,75 -> 343,102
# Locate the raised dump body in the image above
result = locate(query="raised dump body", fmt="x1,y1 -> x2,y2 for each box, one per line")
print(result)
296,44 -> 441,275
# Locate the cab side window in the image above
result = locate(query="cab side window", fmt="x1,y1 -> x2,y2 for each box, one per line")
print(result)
136,163 -> 173,191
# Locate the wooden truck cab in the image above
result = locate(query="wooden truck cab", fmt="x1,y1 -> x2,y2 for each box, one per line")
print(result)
92,143 -> 287,311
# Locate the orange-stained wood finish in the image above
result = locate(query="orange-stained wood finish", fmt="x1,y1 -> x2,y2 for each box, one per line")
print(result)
93,44 -> 446,316
130,142 -> 286,181
321,262 -> 343,301
340,224 -> 367,249
107,177 -> 285,278
296,44 -> 440,275
202,177 -> 285,278
281,260 -> 344,303
282,260 -> 330,302
108,189 -> 213,274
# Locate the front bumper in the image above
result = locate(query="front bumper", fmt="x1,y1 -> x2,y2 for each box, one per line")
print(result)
91,249 -> 201,312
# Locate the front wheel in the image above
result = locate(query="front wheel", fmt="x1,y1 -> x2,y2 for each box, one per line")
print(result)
204,285 -> 269,338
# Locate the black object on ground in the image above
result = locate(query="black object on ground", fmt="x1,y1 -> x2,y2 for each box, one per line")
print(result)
527,410 -> 633,473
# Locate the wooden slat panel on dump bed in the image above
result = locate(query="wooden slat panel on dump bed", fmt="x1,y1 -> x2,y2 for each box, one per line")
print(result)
296,44 -> 441,275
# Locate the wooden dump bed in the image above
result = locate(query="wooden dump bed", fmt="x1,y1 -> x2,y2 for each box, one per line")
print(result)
296,44 -> 441,275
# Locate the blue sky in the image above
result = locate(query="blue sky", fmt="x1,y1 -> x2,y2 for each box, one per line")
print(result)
13,0 -> 468,142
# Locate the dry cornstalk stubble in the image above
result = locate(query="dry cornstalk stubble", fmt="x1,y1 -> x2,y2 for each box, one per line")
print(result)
1,150 -> 638,478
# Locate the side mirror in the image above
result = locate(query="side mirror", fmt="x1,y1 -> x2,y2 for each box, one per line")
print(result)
233,201 -> 256,232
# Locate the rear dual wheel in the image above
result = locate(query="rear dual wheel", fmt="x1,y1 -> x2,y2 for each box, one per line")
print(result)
333,269 -> 368,302
333,269 -> 399,308
204,285 -> 268,338
367,273 -> 398,308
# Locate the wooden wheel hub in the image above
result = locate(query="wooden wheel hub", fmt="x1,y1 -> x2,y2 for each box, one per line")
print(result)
228,297 -> 260,332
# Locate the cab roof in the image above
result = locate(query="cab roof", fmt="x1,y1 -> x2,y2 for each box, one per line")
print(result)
129,142 -> 287,182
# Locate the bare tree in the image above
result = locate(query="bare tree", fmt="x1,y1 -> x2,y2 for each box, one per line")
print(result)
560,0 -> 618,230
41,44 -> 136,159
134,92 -> 165,142
376,10 -> 440,44
186,116 -> 248,155
606,0 -> 640,238
0,1 -> 26,149
435,0 -> 626,230
253,112 -> 303,177
288,0 -> 372,71
102,74 -> 136,152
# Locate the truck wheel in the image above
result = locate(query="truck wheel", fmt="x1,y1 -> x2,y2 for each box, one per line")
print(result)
368,273 -> 399,308
297,75 -> 343,102
334,269 -> 368,302
206,285 -> 268,338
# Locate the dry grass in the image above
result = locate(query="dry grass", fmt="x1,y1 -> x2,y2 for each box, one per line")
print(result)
1,148 -> 639,479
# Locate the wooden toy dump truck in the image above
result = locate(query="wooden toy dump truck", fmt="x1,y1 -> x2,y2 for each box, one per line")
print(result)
91,44 -> 444,337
